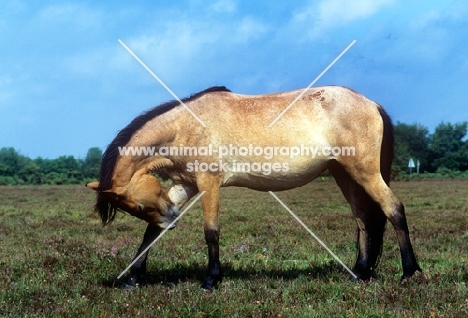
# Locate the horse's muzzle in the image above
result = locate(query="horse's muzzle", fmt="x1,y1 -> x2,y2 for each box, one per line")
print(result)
161,205 -> 179,230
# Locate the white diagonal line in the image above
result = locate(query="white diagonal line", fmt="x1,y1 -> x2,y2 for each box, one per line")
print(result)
118,39 -> 207,127
268,191 -> 357,279
268,40 -> 356,127
117,191 -> 206,280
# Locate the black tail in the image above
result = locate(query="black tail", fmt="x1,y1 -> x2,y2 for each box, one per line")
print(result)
377,105 -> 394,184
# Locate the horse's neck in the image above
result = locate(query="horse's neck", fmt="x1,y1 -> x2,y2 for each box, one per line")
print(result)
111,103 -> 211,188
112,156 -> 139,188
112,128 -> 175,188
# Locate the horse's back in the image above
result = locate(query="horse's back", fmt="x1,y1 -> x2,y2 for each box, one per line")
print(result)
185,86 -> 386,190
191,86 -> 384,147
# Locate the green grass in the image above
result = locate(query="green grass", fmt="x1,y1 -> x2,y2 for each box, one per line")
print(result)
1,180 -> 468,317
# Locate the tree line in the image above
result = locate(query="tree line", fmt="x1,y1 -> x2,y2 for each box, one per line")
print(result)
393,121 -> 468,178
0,147 -> 102,185
1,121 -> 467,185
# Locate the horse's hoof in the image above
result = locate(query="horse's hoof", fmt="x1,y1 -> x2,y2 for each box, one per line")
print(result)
201,281 -> 214,291
122,283 -> 139,290
401,265 -> 423,283
349,275 -> 360,283
350,268 -> 377,282
123,273 -> 146,289
400,270 -> 426,284
123,275 -> 145,289
201,275 -> 222,290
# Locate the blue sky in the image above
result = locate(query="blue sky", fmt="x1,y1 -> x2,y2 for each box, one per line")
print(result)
1,0 -> 467,159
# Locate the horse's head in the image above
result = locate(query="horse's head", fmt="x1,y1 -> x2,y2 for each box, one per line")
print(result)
86,174 -> 179,229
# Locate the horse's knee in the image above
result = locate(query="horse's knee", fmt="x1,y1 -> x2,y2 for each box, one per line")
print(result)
204,228 -> 220,244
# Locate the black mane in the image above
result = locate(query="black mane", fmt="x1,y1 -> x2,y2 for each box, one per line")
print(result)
95,86 -> 230,225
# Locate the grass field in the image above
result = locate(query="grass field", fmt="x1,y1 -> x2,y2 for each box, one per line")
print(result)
1,180 -> 468,317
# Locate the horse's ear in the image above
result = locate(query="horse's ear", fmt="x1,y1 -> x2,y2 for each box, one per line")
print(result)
86,181 -> 100,191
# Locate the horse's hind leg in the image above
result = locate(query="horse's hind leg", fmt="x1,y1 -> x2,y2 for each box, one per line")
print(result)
329,164 -> 387,280
344,168 -> 421,281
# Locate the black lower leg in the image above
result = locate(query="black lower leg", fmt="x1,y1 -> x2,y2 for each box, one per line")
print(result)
393,204 -> 422,280
124,224 -> 162,288
124,252 -> 148,288
353,204 -> 387,281
352,229 -> 371,280
201,229 -> 222,290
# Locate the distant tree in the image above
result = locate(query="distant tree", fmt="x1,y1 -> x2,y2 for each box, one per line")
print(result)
35,157 -> 58,175
82,147 -> 102,179
0,147 -> 28,177
429,122 -> 468,171
0,162 -> 10,176
34,155 -> 84,184
18,161 -> 40,183
0,147 -> 32,183
0,146 -> 104,185
54,156 -> 83,183
55,156 -> 79,173
393,122 -> 431,173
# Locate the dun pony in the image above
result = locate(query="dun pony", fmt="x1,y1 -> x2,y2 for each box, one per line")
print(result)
87,86 -> 421,289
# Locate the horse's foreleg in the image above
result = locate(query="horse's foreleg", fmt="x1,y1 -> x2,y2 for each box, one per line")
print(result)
202,227 -> 222,290
123,224 -> 162,289
197,175 -> 222,290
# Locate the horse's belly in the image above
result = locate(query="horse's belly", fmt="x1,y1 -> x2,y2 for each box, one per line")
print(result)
221,159 -> 329,191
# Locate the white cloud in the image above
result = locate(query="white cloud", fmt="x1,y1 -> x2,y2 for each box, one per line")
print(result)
210,0 -> 237,14
309,0 -> 394,25
37,3 -> 103,32
62,47 -> 116,78
118,13 -> 271,85
382,2 -> 468,67
234,17 -> 270,42
291,0 -> 395,39
128,22 -> 218,61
